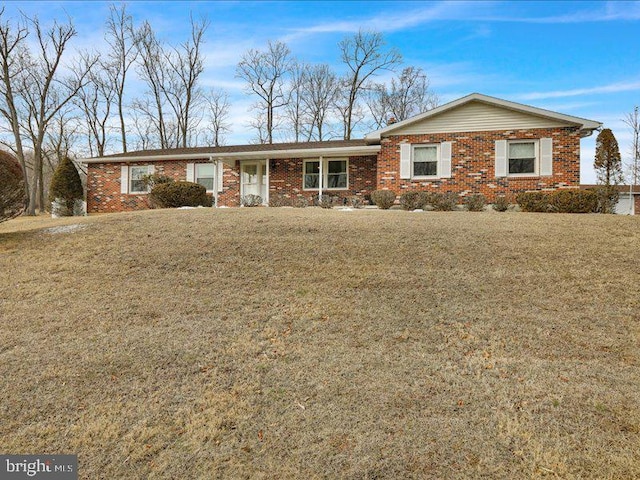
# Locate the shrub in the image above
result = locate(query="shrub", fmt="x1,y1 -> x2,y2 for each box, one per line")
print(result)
492,195 -> 510,212
269,194 -> 290,207
241,194 -> 263,207
399,191 -> 429,211
346,196 -> 363,209
431,192 -> 458,211
292,196 -> 309,208
464,194 -> 486,212
516,191 -> 552,212
49,156 -> 84,216
371,189 -> 396,209
317,195 -> 339,209
143,173 -> 174,189
149,181 -> 210,208
590,185 -> 619,214
0,150 -> 27,223
549,190 -> 598,213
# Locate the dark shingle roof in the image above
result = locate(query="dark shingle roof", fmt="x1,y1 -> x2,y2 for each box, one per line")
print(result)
99,139 -> 372,160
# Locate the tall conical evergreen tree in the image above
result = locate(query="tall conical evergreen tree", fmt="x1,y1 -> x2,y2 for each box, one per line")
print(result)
49,156 -> 84,215
594,128 -> 623,186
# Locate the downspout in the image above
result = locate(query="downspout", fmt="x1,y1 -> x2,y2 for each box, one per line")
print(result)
318,155 -> 323,203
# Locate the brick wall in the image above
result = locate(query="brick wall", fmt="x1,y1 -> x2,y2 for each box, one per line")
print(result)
635,194 -> 640,215
87,160 -> 237,213
377,127 -> 582,201
268,155 -> 377,202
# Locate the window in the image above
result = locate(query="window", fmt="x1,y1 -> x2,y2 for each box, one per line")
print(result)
508,141 -> 537,175
129,166 -> 151,193
412,145 -> 438,178
303,159 -> 348,190
195,163 -> 215,192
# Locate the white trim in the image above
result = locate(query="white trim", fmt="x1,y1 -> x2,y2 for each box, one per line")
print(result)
506,139 -> 539,177
120,165 -> 128,194
303,158 -> 349,191
265,159 -> 270,205
194,163 -> 216,193
80,145 -> 380,164
399,143 -> 411,179
539,137 -> 553,176
365,93 -> 602,140
186,163 -> 195,182
411,144 -> 440,180
128,165 -> 153,194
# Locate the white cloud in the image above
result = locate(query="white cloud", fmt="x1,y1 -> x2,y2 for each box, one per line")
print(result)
516,80 -> 640,101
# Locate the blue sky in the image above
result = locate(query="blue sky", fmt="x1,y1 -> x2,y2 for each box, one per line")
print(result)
4,1 -> 640,183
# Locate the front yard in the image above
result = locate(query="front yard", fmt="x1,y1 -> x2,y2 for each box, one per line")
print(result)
0,208 -> 638,478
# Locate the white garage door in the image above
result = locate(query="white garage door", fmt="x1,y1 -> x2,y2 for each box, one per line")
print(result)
614,193 -> 634,215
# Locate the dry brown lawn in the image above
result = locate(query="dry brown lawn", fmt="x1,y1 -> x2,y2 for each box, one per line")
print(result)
0,207 -> 639,479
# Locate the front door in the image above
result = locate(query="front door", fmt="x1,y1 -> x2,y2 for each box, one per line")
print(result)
241,161 -> 267,202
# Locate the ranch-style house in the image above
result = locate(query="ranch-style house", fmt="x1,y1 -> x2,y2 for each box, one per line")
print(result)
82,93 -> 605,213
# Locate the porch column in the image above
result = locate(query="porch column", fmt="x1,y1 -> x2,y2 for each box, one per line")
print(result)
318,155 -> 323,200
210,156 -> 219,208
265,158 -> 270,206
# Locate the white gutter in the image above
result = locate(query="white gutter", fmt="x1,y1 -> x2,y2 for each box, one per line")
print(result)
80,145 -> 381,164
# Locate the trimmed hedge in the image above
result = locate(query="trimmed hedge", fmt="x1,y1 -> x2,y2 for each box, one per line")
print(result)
149,181 -> 210,208
0,151 -> 27,222
516,190 -> 599,213
371,190 -> 396,209
464,194 -> 486,212
431,192 -> 458,211
492,195 -> 510,212
49,156 -> 83,216
399,191 -> 429,211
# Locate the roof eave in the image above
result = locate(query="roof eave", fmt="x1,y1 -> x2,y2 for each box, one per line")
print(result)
80,145 -> 381,164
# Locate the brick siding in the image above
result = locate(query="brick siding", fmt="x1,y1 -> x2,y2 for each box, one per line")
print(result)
377,126 -> 581,201
86,127 -> 584,213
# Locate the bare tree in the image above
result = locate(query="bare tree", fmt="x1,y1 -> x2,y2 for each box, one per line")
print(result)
204,88 -> 231,146
623,106 -> 640,187
367,66 -> 439,129
338,30 -> 401,139
0,8 -> 30,201
302,63 -> 338,141
285,61 -> 308,142
0,11 -> 95,214
105,3 -> 137,153
134,21 -> 169,148
163,15 -> 209,148
75,59 -> 116,157
236,40 -> 292,144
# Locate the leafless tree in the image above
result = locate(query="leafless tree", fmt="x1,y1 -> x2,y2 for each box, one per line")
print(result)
302,63 -> 339,141
285,61 -> 308,142
236,40 -> 293,144
134,21 -> 169,148
163,15 -> 209,148
105,3 -> 137,153
338,30 -> 401,139
367,66 -> 439,129
623,106 -> 640,186
0,11 -> 95,214
75,59 -> 116,157
134,16 -> 208,149
204,87 -> 231,146
0,8 -> 30,200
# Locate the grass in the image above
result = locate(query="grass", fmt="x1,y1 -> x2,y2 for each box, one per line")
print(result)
0,208 -> 639,479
